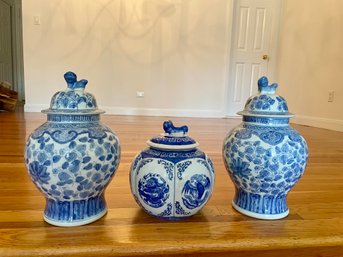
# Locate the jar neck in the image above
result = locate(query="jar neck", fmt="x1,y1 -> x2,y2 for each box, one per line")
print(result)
242,115 -> 289,126
47,113 -> 100,123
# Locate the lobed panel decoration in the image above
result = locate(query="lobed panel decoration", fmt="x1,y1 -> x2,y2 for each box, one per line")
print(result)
130,120 -> 215,220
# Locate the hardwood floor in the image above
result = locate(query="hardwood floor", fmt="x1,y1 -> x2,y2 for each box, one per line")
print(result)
0,108 -> 343,257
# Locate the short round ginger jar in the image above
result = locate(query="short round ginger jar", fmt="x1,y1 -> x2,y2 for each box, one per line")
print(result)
223,76 -> 308,220
24,71 -> 121,226
130,121 -> 215,219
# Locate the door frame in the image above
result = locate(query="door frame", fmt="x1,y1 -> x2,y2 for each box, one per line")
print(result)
224,0 -> 282,117
1,0 -> 24,101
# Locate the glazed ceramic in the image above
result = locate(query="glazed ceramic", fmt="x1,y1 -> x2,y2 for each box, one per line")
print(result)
223,76 -> 308,220
24,71 -> 120,226
130,121 -> 215,219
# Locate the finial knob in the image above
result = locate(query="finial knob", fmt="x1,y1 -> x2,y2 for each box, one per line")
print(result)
258,76 -> 278,94
163,120 -> 188,136
64,71 -> 88,90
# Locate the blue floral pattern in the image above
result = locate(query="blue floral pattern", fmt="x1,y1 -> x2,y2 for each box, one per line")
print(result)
157,159 -> 174,180
25,123 -> 120,202
224,126 -> 308,194
246,95 -> 288,113
223,76 -> 308,219
51,90 -> 97,110
136,158 -> 154,175
176,161 -> 192,179
207,158 -> 215,174
242,77 -> 290,116
28,161 -> 51,185
157,203 -> 173,217
249,95 -> 275,110
31,122 -> 109,144
131,154 -> 142,172
223,123 -> 308,216
175,201 -> 191,215
142,148 -> 206,164
229,158 -> 252,180
196,159 -> 215,174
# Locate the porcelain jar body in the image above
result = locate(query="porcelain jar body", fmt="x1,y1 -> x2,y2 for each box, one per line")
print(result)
24,72 -> 120,226
130,122 -> 215,220
223,77 -> 308,220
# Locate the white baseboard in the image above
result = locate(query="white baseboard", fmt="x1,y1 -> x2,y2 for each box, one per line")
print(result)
24,104 -> 225,118
24,105 -> 342,131
24,104 -> 48,113
292,115 -> 343,132
102,106 -> 225,118
225,114 -> 343,132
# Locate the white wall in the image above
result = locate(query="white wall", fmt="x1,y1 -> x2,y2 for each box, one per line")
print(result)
23,0 -> 233,117
23,0 -> 343,131
276,0 -> 343,131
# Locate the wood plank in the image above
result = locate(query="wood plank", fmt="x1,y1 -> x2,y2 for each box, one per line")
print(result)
0,109 -> 342,257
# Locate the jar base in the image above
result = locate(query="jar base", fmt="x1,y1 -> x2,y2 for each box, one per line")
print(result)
232,201 -> 289,220
44,208 -> 107,227
43,194 -> 108,227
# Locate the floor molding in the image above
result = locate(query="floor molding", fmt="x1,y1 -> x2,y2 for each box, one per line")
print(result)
103,106 -> 225,118
24,105 -> 343,131
24,104 -> 225,118
24,104 -> 47,113
292,115 -> 343,132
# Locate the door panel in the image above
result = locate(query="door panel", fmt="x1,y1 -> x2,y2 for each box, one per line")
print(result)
250,63 -> 261,95
237,7 -> 249,50
0,0 -> 13,86
233,63 -> 245,102
227,0 -> 281,116
253,8 -> 266,50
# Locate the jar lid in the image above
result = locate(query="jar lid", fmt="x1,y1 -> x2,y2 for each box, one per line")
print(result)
237,76 -> 294,118
42,71 -> 104,115
147,120 -> 199,150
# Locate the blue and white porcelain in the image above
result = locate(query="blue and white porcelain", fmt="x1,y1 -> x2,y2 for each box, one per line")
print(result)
24,71 -> 120,226
130,121 -> 215,219
223,76 -> 308,220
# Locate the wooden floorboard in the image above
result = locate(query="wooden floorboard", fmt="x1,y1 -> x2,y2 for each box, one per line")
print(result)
0,108 -> 342,257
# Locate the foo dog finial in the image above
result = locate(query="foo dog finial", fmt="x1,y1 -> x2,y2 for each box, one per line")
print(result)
163,120 -> 188,136
64,71 -> 88,90
258,76 -> 278,94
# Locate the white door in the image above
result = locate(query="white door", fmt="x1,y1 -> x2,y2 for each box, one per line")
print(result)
226,0 -> 281,116
0,0 -> 13,85
0,0 -> 24,101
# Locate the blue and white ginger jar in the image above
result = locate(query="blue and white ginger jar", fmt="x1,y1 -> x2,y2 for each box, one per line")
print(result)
223,76 -> 308,220
24,71 -> 121,226
130,121 -> 215,219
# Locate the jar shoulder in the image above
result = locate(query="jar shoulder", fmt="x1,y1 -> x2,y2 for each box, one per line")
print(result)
130,147 -> 215,175
224,123 -> 307,146
28,121 -> 118,145
138,147 -> 208,164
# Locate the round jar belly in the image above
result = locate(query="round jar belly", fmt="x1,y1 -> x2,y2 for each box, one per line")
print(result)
223,123 -> 308,219
130,121 -> 215,220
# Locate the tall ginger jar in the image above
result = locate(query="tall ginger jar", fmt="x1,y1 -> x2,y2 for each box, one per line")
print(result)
24,71 -> 120,226
223,77 -> 308,220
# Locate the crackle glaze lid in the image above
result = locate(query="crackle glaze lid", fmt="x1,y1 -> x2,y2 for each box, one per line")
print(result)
147,120 -> 199,150
238,76 -> 294,118
42,71 -> 104,115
